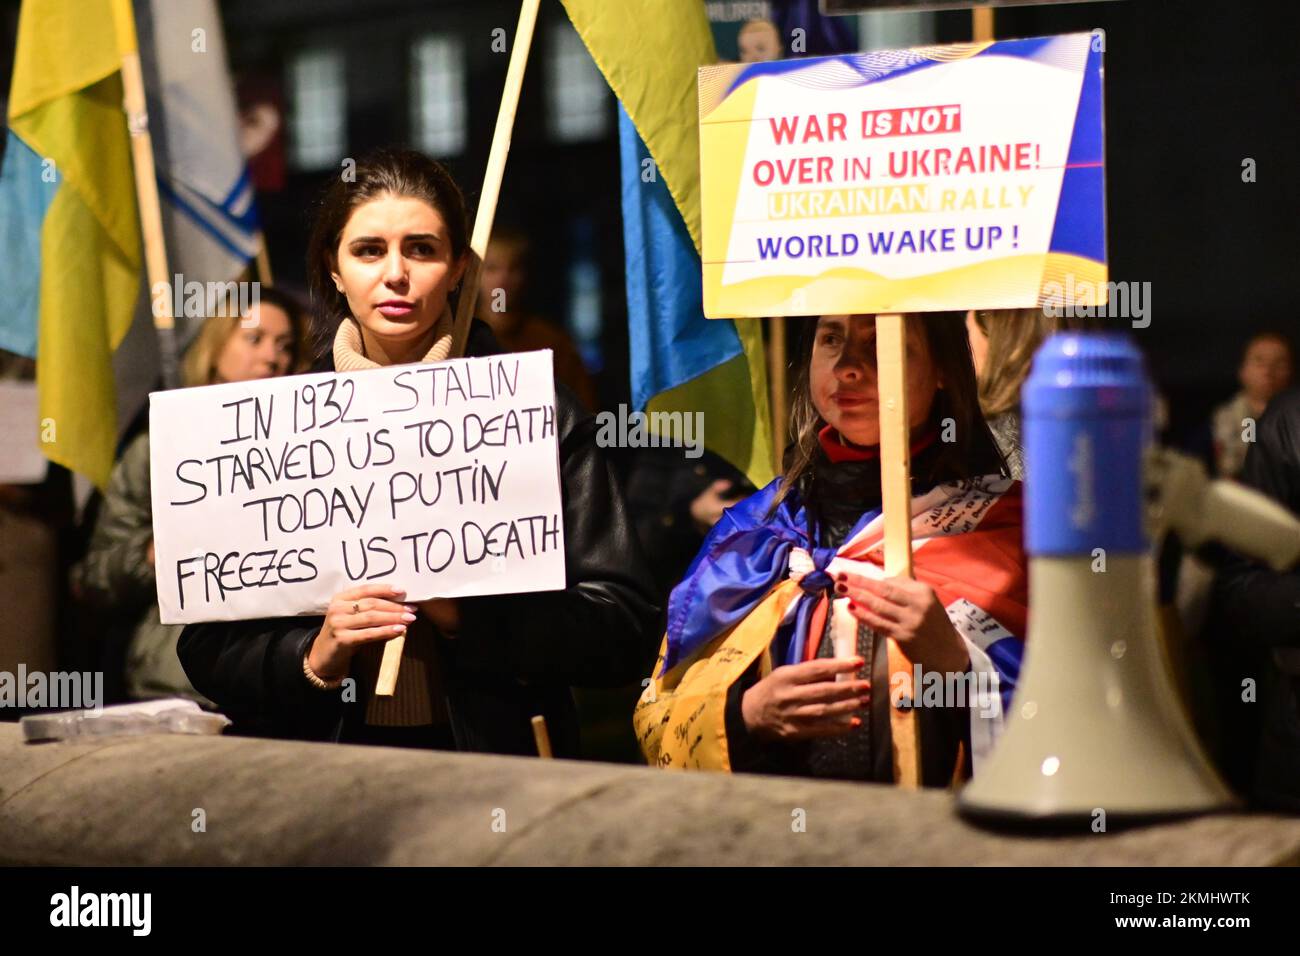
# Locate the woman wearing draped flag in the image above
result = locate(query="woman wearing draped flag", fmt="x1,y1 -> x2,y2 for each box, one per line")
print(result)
635,313 -> 1028,785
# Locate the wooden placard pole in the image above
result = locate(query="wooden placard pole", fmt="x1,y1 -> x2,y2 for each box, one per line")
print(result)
948,0 -> 995,792
531,715 -> 553,759
114,0 -> 179,390
377,0 -> 541,697
875,313 -> 921,789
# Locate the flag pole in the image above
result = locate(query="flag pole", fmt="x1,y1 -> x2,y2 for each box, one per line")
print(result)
112,0 -> 178,390
255,231 -> 274,286
378,0 -> 541,696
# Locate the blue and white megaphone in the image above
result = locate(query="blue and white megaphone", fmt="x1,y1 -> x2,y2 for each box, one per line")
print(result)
957,333 -> 1300,826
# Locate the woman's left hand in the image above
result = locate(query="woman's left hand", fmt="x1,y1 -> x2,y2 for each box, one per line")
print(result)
835,572 -> 970,675
417,598 -> 461,635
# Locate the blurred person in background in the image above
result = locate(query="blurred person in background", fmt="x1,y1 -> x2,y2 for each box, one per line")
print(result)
1210,331 -> 1293,479
1174,333 -> 1296,704
1211,385 -> 1300,809
737,18 -> 783,63
625,449 -> 756,600
71,289 -> 310,704
476,226 -> 599,411
965,307 -> 1097,480
1174,332 -> 1292,647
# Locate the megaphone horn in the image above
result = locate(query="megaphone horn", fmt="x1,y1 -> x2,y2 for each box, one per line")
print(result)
958,334 -> 1236,828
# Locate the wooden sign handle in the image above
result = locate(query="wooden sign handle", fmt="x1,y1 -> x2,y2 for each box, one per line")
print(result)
875,313 -> 922,789
377,0 -> 541,697
531,715 -> 553,759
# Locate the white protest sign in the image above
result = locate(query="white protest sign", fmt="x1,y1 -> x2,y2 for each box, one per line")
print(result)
149,350 -> 565,625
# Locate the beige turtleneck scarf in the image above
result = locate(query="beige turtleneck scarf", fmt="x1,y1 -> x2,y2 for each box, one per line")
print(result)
331,311 -> 455,728
332,305 -> 456,372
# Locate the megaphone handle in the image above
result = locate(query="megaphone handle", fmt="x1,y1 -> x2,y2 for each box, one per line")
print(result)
875,314 -> 923,789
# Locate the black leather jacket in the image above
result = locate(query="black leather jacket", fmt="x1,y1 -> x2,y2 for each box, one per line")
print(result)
177,321 -> 660,757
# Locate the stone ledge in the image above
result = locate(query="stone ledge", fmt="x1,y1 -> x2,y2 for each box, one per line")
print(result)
2,724 -> 1297,865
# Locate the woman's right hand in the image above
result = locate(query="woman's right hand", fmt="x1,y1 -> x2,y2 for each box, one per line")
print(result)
740,658 -> 870,741
306,584 -> 417,682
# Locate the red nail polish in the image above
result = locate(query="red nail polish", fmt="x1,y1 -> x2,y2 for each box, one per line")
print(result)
850,717 -> 862,728
835,583 -> 846,594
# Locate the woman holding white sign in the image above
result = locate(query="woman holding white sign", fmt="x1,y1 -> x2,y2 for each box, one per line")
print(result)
178,149 -> 659,754
636,314 -> 1029,784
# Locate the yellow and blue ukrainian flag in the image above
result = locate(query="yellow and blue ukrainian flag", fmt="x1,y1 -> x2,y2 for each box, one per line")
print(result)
561,0 -> 775,487
0,0 -> 142,488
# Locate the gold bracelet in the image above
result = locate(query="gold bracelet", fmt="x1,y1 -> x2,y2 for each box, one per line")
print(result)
302,653 -> 345,690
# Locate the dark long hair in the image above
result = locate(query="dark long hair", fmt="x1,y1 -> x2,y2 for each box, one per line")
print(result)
305,147 -> 470,363
773,312 -> 1006,511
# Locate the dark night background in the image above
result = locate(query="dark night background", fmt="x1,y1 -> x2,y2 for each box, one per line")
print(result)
2,0 -> 1297,448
